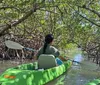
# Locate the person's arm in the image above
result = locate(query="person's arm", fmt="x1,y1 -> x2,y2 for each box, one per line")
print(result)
51,46 -> 60,58
52,47 -> 69,61
51,46 -> 69,61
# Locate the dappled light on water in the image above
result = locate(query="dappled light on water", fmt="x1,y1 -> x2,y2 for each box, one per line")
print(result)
46,54 -> 100,85
74,54 -> 83,63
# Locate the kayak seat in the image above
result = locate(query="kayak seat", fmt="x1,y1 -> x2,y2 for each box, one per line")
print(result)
38,54 -> 57,69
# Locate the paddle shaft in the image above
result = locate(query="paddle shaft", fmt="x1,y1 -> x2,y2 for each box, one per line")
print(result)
67,59 -> 81,64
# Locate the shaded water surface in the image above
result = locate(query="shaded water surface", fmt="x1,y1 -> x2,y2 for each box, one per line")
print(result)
46,54 -> 100,85
0,60 -> 32,74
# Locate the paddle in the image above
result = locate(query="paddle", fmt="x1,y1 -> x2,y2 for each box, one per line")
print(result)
70,59 -> 80,64
66,56 -> 99,71
63,54 -> 83,64
62,57 -> 81,64
5,40 -> 24,50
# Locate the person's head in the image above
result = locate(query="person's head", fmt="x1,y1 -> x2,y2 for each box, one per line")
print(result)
43,34 -> 54,54
45,34 -> 54,44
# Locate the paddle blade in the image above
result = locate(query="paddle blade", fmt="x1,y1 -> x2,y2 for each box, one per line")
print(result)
74,54 -> 83,63
5,40 -> 24,50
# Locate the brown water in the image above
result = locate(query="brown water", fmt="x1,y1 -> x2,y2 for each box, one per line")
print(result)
0,55 -> 100,85
46,62 -> 100,85
46,53 -> 100,85
0,60 -> 32,74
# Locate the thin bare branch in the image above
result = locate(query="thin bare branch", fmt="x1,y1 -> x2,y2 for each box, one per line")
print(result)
40,9 -> 58,14
78,5 -> 100,18
0,6 -> 21,11
77,12 -> 100,27
0,1 -> 45,37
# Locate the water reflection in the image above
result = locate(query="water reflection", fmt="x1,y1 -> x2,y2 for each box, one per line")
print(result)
74,54 -> 83,63
0,60 -> 32,75
46,74 -> 65,85
46,54 -> 100,85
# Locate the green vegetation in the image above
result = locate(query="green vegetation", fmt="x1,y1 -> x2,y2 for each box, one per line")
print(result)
0,0 -> 100,65
60,44 -> 81,58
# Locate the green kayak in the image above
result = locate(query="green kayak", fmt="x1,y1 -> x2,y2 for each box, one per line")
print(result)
85,79 -> 100,85
0,60 -> 72,85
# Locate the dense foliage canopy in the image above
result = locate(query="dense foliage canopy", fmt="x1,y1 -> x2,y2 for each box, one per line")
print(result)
0,0 -> 100,64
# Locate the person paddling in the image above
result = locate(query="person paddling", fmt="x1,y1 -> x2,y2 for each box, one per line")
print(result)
36,34 -> 68,65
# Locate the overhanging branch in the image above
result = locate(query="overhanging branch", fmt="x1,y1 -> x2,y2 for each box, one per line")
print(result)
77,12 -> 100,27
0,3 -> 41,37
0,6 -> 20,11
78,5 -> 100,18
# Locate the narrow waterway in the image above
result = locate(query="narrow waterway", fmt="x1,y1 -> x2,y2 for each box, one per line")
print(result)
0,54 -> 100,85
46,54 -> 100,85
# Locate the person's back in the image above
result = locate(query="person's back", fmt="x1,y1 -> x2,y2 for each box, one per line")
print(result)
36,34 -> 63,65
37,44 -> 60,59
